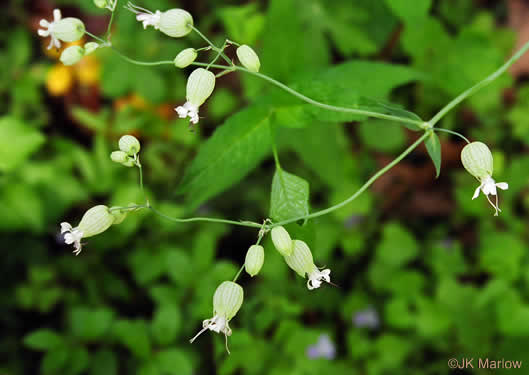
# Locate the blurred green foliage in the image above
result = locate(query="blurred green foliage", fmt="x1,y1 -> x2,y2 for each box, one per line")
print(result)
3,0 -> 529,374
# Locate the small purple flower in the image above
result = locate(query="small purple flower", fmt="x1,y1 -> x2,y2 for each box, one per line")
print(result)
353,306 -> 379,329
306,334 -> 336,360
344,215 -> 365,229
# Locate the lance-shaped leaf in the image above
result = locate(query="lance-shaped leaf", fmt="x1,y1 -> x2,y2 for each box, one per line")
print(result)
425,131 -> 442,178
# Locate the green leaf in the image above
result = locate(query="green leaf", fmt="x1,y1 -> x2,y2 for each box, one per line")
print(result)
69,307 -> 114,341
282,122 -> 351,186
71,107 -> 109,132
424,131 -> 442,178
24,329 -> 64,351
268,61 -> 422,126
0,116 -> 45,172
151,304 -> 181,346
375,222 -> 418,268
41,347 -> 69,375
177,105 -> 272,209
269,167 -> 309,223
384,0 -> 432,23
217,3 -> 265,45
358,120 -> 406,153
90,350 -> 117,375
155,348 -> 193,375
112,320 -> 151,358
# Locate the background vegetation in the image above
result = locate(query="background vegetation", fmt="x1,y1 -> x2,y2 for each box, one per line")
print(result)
3,0 -> 529,374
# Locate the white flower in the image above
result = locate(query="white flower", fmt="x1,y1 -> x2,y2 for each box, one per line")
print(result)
307,267 -> 331,290
125,2 -> 193,37
59,205 -> 115,255
137,10 -> 162,29
60,222 -> 84,255
190,281 -> 243,354
284,240 -> 332,290
175,68 -> 216,126
175,101 -> 199,124
38,9 -> 62,49
472,175 -> 508,216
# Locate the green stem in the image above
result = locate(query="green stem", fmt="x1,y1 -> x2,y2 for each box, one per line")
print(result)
232,264 -> 245,282
434,128 -> 470,143
85,31 -> 107,45
271,132 -> 430,227
108,203 -> 147,213
190,62 -> 424,127
207,40 -> 227,69
191,26 -> 232,66
111,48 -> 173,66
105,0 -> 117,41
148,206 -> 263,228
429,39 -> 529,126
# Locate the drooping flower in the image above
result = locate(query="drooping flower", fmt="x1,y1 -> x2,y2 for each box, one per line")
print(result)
190,281 -> 243,354
125,2 -> 193,37
60,205 -> 115,255
175,68 -> 216,125
284,240 -> 331,290
306,334 -> 336,360
38,9 -> 85,50
461,142 -> 509,216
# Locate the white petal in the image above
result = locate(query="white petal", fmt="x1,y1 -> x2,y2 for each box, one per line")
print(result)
40,19 -> 50,27
60,222 -> 73,233
496,182 -> 509,190
175,106 -> 188,118
53,9 -> 62,22
472,185 -> 481,200
38,29 -> 49,37
483,182 -> 497,196
64,233 -> 75,244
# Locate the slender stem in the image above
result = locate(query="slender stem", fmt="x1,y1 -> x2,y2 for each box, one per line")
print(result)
434,128 -> 470,143
105,0 -> 117,41
111,48 -> 173,66
85,31 -> 107,44
137,161 -> 146,199
429,39 -> 529,126
271,132 -> 430,227
207,40 -> 227,69
191,26 -> 232,66
108,203 -> 147,213
148,206 -> 263,228
232,264 -> 245,282
190,62 -> 424,127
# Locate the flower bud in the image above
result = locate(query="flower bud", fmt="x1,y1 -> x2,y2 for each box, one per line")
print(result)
110,151 -> 129,163
174,48 -> 197,68
186,68 -> 216,107
60,46 -> 84,66
93,0 -> 111,8
244,245 -> 264,277
236,45 -> 260,72
271,226 -> 293,256
213,281 -> 243,320
118,135 -> 141,156
159,9 -> 193,38
53,18 -> 85,43
284,240 -> 315,277
84,42 -> 99,55
461,141 -> 493,179
78,205 -> 115,238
